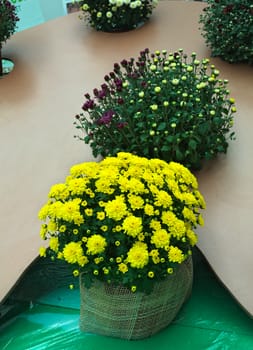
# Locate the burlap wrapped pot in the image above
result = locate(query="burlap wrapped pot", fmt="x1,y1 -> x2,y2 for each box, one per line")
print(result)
79,257 -> 193,340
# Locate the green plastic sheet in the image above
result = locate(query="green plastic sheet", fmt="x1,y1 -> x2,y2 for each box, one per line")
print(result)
1,249 -> 253,349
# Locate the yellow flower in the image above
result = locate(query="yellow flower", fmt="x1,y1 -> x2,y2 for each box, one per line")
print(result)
49,237 -> 59,252
187,229 -> 198,246
77,255 -> 89,267
122,215 -> 143,237
151,229 -> 170,248
38,203 -> 50,220
167,267 -> 174,274
182,207 -> 197,224
128,194 -> 144,210
67,178 -> 87,196
161,211 -> 177,226
60,199 -> 81,222
104,195 -> 128,221
168,246 -> 185,263
70,161 -> 99,178
149,219 -> 161,231
97,211 -> 105,220
73,214 -> 84,226
127,242 -> 149,268
169,219 -> 186,239
181,193 -> 198,206
118,263 -> 128,274
63,242 -> 83,264
59,225 -> 66,232
40,225 -> 47,239
144,203 -> 154,216
95,178 -> 114,194
148,271 -> 155,278
85,208 -> 93,216
48,183 -> 69,200
94,257 -> 101,264
57,252 -> 63,259
149,249 -> 160,264
39,246 -> 47,257
198,214 -> 205,226
47,220 -> 57,232
119,177 -> 145,194
73,269 -> 79,277
138,232 -> 145,241
86,234 -> 107,255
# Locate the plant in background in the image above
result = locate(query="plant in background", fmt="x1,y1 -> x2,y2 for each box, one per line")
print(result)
74,48 -> 236,170
0,0 -> 20,75
74,0 -> 158,32
200,0 -> 253,64
38,152 -> 205,294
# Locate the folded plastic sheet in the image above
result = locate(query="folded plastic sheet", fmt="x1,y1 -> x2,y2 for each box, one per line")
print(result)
0,250 -> 253,350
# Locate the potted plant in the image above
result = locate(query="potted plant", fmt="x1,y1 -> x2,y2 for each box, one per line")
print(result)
38,152 -> 206,339
0,0 -> 20,76
199,0 -> 253,64
75,0 -> 158,32
74,48 -> 236,170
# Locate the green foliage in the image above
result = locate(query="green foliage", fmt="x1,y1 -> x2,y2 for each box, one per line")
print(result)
200,0 -> 253,63
74,48 -> 236,170
0,0 -> 20,45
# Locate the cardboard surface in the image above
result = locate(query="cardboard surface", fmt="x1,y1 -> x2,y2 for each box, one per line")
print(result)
0,1 -> 253,315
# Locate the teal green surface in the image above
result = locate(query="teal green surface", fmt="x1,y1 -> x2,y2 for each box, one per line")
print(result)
1,250 -> 253,350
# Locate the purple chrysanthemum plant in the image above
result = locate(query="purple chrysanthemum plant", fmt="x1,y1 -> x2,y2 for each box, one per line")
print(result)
74,48 -> 236,170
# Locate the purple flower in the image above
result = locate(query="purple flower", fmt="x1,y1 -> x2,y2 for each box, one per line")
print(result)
120,59 -> 128,67
114,63 -> 120,72
114,78 -> 123,91
117,98 -> 124,105
93,88 -> 99,96
82,99 -> 95,111
97,89 -> 107,99
97,110 -> 115,125
117,121 -> 128,129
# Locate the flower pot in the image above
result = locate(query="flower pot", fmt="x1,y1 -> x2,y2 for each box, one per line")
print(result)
79,257 -> 193,340
0,58 -> 14,77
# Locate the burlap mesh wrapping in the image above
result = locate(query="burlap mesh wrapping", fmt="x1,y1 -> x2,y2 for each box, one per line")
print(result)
79,257 -> 193,340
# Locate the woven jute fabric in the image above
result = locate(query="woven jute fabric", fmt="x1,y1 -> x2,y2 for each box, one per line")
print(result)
79,257 -> 193,340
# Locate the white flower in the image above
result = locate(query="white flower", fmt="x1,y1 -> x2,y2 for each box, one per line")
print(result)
130,1 -> 137,9
116,0 -> 123,7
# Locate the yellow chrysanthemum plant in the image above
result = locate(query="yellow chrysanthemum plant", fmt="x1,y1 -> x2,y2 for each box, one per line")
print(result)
38,152 -> 205,294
